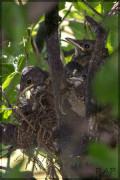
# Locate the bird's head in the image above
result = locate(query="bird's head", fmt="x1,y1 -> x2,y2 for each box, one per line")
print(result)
64,61 -> 87,87
66,38 -> 96,56
64,61 -> 85,78
17,66 -> 49,99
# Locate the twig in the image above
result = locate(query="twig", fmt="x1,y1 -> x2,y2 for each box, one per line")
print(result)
0,166 -> 9,171
32,155 -> 47,173
65,18 -> 84,24
0,147 -> 11,152
0,86 -> 13,109
108,1 -> 120,15
59,5 -> 73,25
82,0 -> 103,18
1,100 -> 7,107
0,86 -> 19,119
23,37 -> 29,66
16,107 -> 36,131
28,27 -> 40,63
0,152 -> 10,158
84,10 -> 88,39
0,108 -> 13,110
31,38 -> 40,62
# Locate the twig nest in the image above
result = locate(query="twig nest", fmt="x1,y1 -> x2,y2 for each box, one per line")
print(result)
16,84 -> 57,152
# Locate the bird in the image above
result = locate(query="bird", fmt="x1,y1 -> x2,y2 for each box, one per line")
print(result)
64,61 -> 87,79
65,37 -> 108,67
64,61 -> 88,87
17,66 -> 50,99
65,38 -> 118,149
16,66 -> 57,150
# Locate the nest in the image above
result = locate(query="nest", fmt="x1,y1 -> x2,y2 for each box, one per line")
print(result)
16,84 -> 57,153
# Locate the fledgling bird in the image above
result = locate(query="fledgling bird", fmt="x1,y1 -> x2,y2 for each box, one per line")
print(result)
66,38 -> 108,67
64,61 -> 87,87
16,66 -> 56,150
17,66 -> 50,99
64,61 -> 87,79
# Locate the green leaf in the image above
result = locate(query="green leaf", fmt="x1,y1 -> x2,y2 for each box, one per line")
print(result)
62,9 -> 84,21
3,109 -> 12,119
0,105 -> 7,113
17,54 -> 26,72
93,51 -> 118,117
2,72 -> 17,90
3,160 -> 25,179
2,2 -> 27,44
0,143 -> 11,158
73,1 -> 102,22
103,16 -> 118,51
106,33 -> 114,55
3,72 -> 21,105
31,15 -> 45,31
88,142 -> 118,178
35,21 -> 45,53
0,63 -> 15,83
103,15 -> 118,31
68,21 -> 85,39
59,1 -> 65,11
89,2 -> 102,9
101,2 -> 114,13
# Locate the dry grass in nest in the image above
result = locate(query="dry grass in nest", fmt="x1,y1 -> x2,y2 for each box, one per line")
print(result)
10,84 -> 62,178
16,85 -> 57,153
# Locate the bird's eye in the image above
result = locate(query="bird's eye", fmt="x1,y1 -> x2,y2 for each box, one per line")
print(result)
85,44 -> 89,48
27,79 -> 31,84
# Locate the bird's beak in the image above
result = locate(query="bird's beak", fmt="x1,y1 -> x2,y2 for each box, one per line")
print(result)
17,83 -> 34,99
65,38 -> 84,52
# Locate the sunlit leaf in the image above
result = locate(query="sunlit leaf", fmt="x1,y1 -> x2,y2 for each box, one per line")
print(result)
0,105 -> 7,113
3,72 -> 21,105
106,33 -> 114,55
31,15 -> 45,31
3,109 -> 12,119
62,9 -> 84,20
2,72 -> 17,90
73,1 -> 102,22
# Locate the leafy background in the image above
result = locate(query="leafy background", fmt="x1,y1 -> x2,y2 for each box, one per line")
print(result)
0,1 -> 119,178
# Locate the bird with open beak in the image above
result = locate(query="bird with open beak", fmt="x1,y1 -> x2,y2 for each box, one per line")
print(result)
65,38 -> 108,67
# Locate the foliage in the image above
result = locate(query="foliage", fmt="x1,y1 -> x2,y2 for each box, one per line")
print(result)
88,143 -> 118,178
0,1 -> 118,179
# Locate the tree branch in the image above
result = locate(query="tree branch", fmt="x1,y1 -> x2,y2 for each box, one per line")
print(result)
85,16 -> 108,119
45,5 -> 67,126
82,0 -> 103,18
108,1 -> 120,15
45,4 -> 94,178
64,18 -> 84,24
